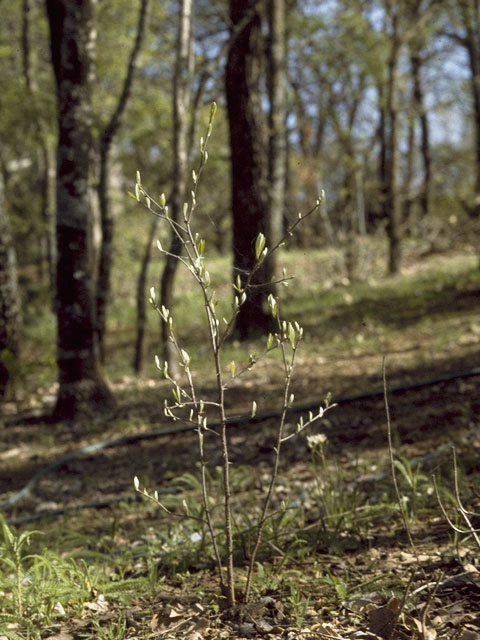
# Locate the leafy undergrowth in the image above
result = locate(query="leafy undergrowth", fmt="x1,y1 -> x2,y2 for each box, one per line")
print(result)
1,248 -> 480,639
1,394 -> 480,640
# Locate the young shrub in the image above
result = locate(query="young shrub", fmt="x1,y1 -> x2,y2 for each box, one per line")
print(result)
132,103 -> 333,609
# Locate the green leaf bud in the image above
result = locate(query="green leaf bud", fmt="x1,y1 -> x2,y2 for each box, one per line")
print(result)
180,349 -> 191,367
172,384 -> 181,404
255,232 -> 266,260
267,294 -> 277,317
288,322 -> 296,348
160,305 -> 170,322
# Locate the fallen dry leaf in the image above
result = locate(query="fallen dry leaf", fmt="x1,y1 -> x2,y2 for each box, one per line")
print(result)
368,596 -> 400,639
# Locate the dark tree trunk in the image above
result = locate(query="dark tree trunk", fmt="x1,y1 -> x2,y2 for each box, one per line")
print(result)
226,0 -> 275,339
40,140 -> 57,294
383,6 -> 401,274
266,0 -> 287,247
377,82 -> 388,225
96,0 -> 150,364
22,0 -> 56,294
403,110 -> 415,225
461,0 -> 480,216
133,216 -> 158,373
410,48 -> 431,218
22,0 -> 36,93
0,173 -> 20,400
135,0 -> 252,373
159,0 -> 193,376
46,0 -> 115,420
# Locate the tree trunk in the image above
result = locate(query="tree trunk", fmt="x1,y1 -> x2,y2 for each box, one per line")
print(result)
377,82 -> 388,225
266,0 -> 287,247
96,0 -> 150,364
0,173 -> 20,400
410,48 -> 431,218
226,0 -> 275,339
384,7 -> 401,275
135,0 -> 252,373
159,0 -> 193,376
22,0 -> 56,294
461,0 -> 480,216
133,216 -> 158,373
403,109 -> 415,226
46,0 -> 115,420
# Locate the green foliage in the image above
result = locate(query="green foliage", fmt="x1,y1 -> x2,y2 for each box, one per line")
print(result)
0,516 -> 156,638
82,617 -> 127,640
305,433 -> 365,551
0,515 -> 41,619
393,456 -> 429,523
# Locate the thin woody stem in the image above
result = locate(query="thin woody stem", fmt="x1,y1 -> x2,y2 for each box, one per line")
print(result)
244,319 -> 299,601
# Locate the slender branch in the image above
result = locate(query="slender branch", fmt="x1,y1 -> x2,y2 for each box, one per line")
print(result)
244,310 -> 300,601
433,448 -> 480,550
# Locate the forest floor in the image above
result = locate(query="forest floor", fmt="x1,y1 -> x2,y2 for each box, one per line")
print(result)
1,246 -> 480,639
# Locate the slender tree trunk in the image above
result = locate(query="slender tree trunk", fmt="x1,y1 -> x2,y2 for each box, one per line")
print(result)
41,140 -> 57,293
159,0 -> 193,375
377,83 -> 388,224
22,0 -> 36,93
0,173 -> 20,400
384,8 -> 401,274
226,0 -> 275,339
96,0 -> 150,364
410,48 -> 431,218
135,1 -> 254,373
266,0 -> 287,247
454,0 -> 480,216
133,216 -> 158,373
46,0 -> 115,420
22,0 -> 56,293
465,34 -> 480,216
403,111 -> 415,226
355,164 -> 366,236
